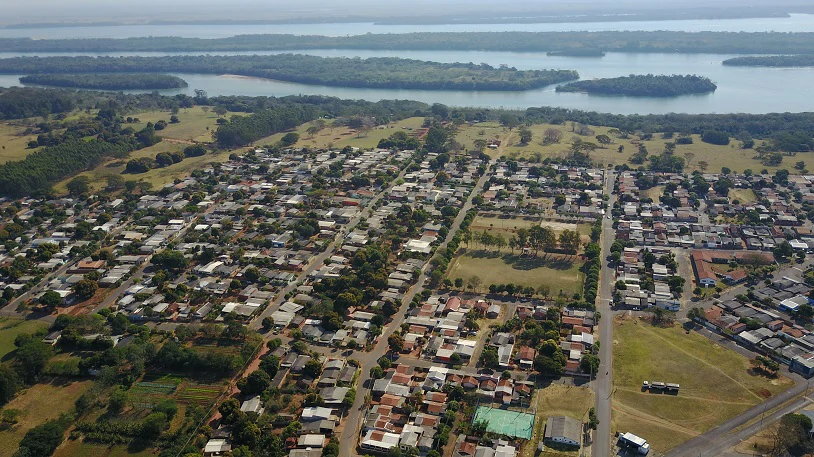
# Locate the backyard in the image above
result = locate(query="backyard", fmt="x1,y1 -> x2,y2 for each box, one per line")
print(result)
521,383 -> 595,457
612,315 -> 793,453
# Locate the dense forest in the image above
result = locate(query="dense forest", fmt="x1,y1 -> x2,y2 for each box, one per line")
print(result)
2,31 -> 814,54
19,73 -> 189,90
722,55 -> 814,67
0,87 -> 77,119
0,54 -> 579,91
555,74 -> 717,97
215,104 -> 323,147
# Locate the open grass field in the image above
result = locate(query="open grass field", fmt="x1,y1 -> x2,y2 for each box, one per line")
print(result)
612,316 -> 793,453
0,123 -> 39,165
0,380 -> 93,457
0,318 -> 48,361
254,116 -> 427,150
454,122 -> 793,174
446,249 -> 583,297
470,215 -> 592,246
130,106 -> 241,143
640,186 -> 665,202
521,383 -> 595,457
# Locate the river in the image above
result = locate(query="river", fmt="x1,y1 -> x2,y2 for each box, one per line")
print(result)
2,14 -> 814,38
1,49 -> 812,114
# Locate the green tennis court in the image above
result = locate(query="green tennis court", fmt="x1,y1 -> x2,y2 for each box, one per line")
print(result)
473,406 -> 535,440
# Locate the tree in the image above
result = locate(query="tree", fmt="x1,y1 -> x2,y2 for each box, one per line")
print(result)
72,279 -> 98,300
558,229 -> 581,254
15,342 -> 53,382
238,370 -> 270,395
218,398 -> 242,424
66,176 -> 91,196
697,160 -> 709,172
467,275 -> 482,292
17,418 -> 69,457
141,412 -> 169,439
280,132 -> 299,147
151,249 -> 188,271
518,127 -> 533,145
169,115 -> 180,124
499,114 -> 520,130
543,128 -> 563,144
0,365 -> 21,405
303,359 -> 323,378
369,365 -> 384,379
105,174 -> 125,191
38,290 -> 62,309
388,334 -> 404,353
108,388 -> 128,413
580,354 -> 600,375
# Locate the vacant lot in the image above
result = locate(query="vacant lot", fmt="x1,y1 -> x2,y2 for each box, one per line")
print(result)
612,316 -> 793,453
0,318 -> 48,360
0,380 -> 92,456
446,250 -> 583,297
455,123 -> 784,174
729,188 -> 758,204
521,383 -> 594,457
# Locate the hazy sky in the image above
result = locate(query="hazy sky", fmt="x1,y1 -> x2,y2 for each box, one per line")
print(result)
3,0 -> 808,25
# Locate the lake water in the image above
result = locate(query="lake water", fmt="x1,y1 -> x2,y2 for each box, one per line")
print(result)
1,50 -> 813,114
3,14 -> 814,39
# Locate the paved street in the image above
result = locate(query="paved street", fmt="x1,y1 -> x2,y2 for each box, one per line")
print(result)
593,169 -> 616,457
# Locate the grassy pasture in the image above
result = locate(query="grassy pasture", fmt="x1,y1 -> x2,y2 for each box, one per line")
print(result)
612,316 -> 792,453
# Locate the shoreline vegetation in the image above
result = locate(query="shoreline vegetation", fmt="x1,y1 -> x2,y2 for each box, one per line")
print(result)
546,49 -> 606,57
722,55 -> 814,67
2,31 -> 814,54
0,54 -> 579,91
19,73 -> 188,90
555,74 -> 717,97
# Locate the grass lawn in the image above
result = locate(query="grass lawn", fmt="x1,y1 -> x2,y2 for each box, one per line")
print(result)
641,186 -> 665,202
470,215 -> 592,248
612,316 -> 793,453
0,123 -> 40,165
0,380 -> 93,457
729,188 -> 758,204
255,117 -> 426,150
521,383 -> 594,457
455,123 -> 785,174
446,250 -> 583,297
0,318 -> 48,360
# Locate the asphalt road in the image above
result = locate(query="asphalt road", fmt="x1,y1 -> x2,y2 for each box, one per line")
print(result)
338,162 -> 493,457
593,170 -> 616,457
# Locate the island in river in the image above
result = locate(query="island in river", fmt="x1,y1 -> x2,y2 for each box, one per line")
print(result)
0,54 -> 579,91
19,73 -> 188,90
555,74 -> 717,97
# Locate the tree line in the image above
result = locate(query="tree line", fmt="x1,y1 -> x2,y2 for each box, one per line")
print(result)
19,73 -> 189,90
0,54 -> 579,91
215,103 -> 322,147
556,74 -> 717,97
4,30 -> 814,54
723,55 -> 814,67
